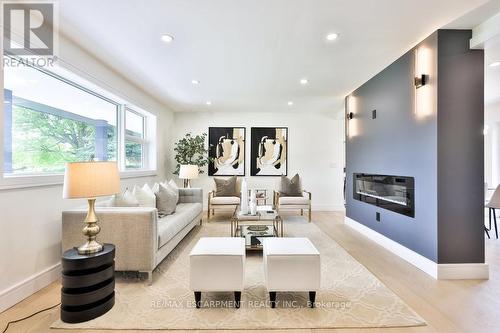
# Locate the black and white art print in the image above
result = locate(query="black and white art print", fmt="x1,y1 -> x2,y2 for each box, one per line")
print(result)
208,127 -> 245,176
250,127 -> 287,176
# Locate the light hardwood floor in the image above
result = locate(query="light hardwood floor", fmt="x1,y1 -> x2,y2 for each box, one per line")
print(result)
1,211 -> 498,333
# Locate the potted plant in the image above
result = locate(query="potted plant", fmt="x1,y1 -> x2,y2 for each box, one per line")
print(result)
173,133 -> 211,176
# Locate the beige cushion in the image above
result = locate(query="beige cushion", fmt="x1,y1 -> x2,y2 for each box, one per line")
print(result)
214,176 -> 238,197
155,183 -> 178,216
279,196 -> 309,205
280,174 -> 302,196
210,196 -> 240,205
158,203 -> 203,248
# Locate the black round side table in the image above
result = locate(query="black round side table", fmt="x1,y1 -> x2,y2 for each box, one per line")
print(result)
60,244 -> 115,323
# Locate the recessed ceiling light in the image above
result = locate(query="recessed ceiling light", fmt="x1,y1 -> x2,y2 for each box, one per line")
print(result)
287,101 -> 294,106
326,33 -> 339,41
206,101 -> 212,105
161,34 -> 174,43
191,79 -> 200,85
490,61 -> 500,67
300,78 -> 309,85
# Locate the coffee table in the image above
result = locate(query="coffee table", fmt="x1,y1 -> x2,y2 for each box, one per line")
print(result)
231,206 -> 283,250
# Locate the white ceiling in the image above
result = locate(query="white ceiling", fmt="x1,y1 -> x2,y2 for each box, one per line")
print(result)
58,0 -> 493,113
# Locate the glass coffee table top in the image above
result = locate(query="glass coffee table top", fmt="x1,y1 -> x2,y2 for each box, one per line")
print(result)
231,205 -> 283,250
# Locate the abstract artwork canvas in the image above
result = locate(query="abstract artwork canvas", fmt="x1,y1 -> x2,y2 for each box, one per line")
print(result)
208,127 -> 245,176
250,127 -> 287,176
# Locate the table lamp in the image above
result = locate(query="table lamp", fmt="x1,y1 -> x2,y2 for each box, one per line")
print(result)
179,164 -> 199,188
63,161 -> 120,255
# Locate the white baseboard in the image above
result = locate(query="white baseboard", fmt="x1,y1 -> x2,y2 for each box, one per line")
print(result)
0,263 -> 61,313
312,204 -> 345,211
345,217 -> 489,280
437,263 -> 489,279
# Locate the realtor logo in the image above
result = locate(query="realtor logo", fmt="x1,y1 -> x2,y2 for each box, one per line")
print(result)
2,1 -> 57,56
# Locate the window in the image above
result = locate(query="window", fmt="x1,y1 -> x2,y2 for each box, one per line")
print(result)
125,108 -> 146,169
2,57 -> 156,182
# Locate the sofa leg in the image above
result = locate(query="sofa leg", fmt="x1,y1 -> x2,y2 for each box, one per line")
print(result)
207,208 -> 210,221
309,291 -> 316,308
194,291 -> 201,308
142,271 -> 153,286
269,292 -> 277,308
234,291 -> 241,308
301,209 -> 303,216
309,207 -> 312,222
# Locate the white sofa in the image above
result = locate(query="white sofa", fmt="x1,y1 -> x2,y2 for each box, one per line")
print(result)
62,188 -> 203,284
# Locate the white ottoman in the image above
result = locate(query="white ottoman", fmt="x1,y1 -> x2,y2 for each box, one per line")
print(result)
189,237 -> 245,308
263,237 -> 320,308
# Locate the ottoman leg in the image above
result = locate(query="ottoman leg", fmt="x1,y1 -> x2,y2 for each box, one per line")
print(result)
234,291 -> 241,308
309,291 -> 316,308
269,292 -> 277,308
194,291 -> 201,308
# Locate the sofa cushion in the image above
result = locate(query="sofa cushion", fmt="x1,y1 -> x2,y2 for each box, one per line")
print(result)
158,203 -> 202,248
210,196 -> 240,205
133,184 -> 156,207
156,183 -> 178,216
112,189 -> 140,207
279,196 -> 309,205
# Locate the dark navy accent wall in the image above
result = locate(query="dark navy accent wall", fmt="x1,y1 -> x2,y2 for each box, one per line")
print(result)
346,32 -> 438,261
346,30 -> 484,264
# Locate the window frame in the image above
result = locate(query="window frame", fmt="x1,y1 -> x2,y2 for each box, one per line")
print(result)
124,107 -> 148,170
1,57 -> 157,190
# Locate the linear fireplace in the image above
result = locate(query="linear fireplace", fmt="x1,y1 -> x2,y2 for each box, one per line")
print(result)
353,174 -> 415,217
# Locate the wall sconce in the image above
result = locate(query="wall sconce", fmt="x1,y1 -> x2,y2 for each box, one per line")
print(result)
414,74 -> 429,89
347,112 -> 354,120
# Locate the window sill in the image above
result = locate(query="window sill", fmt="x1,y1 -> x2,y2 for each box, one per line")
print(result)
0,170 -> 158,191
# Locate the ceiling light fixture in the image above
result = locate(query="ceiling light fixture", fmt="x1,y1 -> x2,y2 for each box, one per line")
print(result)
206,101 -> 212,105
490,61 -> 500,67
326,33 -> 339,41
287,101 -> 294,106
191,79 -> 200,85
300,78 -> 309,85
161,34 -> 174,43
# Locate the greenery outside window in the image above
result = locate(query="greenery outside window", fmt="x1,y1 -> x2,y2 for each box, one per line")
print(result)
124,108 -> 146,169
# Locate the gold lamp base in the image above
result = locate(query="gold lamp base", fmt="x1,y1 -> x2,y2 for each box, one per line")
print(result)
77,198 -> 104,255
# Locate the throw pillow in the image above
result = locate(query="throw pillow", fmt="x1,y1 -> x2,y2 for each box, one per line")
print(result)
133,183 -> 156,207
168,179 -> 180,203
153,180 -> 179,204
155,183 -> 177,216
112,189 -> 140,207
214,176 -> 238,197
280,174 -> 303,197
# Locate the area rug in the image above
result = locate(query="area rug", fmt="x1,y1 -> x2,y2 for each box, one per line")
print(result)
52,217 -> 426,330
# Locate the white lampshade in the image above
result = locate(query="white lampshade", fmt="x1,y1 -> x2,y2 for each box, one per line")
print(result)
63,161 -> 120,199
179,165 -> 199,180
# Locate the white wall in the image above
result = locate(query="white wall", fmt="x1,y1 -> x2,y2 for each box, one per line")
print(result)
170,111 -> 345,211
0,34 -> 174,312
485,101 -> 500,188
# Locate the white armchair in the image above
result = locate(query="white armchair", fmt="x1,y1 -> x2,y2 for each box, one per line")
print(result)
207,177 -> 241,220
273,189 -> 312,222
